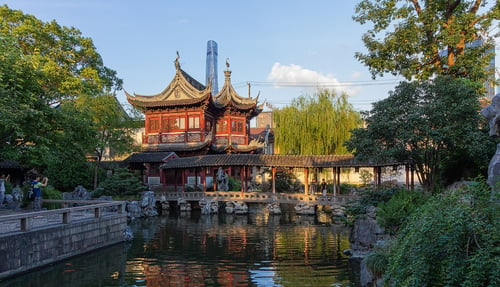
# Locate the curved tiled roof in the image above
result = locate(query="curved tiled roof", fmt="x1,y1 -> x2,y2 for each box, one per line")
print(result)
125,60 -> 211,108
213,70 -> 260,111
125,152 -> 177,163
142,140 -> 212,152
160,154 -> 402,169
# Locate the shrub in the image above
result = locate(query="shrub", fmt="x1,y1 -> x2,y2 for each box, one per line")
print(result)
364,251 -> 388,279
343,187 -> 398,226
359,169 -> 373,186
96,168 -> 146,197
228,177 -> 241,191
376,189 -> 428,235
383,180 -> 499,286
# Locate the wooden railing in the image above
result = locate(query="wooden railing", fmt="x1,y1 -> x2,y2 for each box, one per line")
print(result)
158,191 -> 358,205
0,200 -> 125,234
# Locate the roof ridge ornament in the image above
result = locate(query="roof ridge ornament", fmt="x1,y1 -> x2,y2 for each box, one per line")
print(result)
175,51 -> 180,69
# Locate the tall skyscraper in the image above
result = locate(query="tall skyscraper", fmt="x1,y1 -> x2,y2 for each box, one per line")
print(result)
206,40 -> 218,95
467,38 -> 496,98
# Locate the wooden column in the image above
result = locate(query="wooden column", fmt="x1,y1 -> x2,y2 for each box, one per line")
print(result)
160,168 -> 166,193
203,167 -> 207,193
213,168 -> 217,192
336,167 -> 341,193
405,165 -> 410,190
272,167 -> 276,194
243,166 -> 248,193
411,165 -> 415,191
195,167 -> 199,192
332,167 -> 336,197
240,166 -> 245,193
144,163 -> 151,185
174,169 -> 178,193
182,169 -> 186,193
304,168 -> 309,194
377,166 -> 382,186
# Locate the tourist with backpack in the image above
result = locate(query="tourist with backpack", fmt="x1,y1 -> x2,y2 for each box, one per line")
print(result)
32,176 -> 48,211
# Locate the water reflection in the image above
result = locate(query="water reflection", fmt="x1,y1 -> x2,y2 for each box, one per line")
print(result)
0,205 -> 358,287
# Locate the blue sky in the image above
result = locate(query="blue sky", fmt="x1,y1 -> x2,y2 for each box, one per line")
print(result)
2,0 -> 498,112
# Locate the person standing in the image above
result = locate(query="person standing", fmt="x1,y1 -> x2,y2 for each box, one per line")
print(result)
321,178 -> 327,197
0,174 -> 10,207
32,176 -> 48,211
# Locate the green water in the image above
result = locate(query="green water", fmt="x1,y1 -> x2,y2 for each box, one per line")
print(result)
1,206 -> 359,287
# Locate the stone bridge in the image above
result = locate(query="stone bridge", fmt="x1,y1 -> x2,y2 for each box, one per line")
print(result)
157,191 -> 358,206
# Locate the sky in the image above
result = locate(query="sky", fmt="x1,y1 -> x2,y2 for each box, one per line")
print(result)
2,0 -> 498,113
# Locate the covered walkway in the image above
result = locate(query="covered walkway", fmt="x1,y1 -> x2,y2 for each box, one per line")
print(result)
160,154 -> 415,194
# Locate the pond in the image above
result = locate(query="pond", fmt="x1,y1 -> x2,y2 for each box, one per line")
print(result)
0,205 -> 360,287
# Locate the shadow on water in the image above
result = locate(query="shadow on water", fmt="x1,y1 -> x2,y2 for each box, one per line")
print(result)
0,205 -> 360,287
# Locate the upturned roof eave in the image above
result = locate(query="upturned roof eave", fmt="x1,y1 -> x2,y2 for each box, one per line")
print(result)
125,66 -> 211,108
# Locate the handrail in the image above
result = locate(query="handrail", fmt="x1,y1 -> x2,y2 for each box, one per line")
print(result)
0,200 -> 125,233
158,191 -> 358,204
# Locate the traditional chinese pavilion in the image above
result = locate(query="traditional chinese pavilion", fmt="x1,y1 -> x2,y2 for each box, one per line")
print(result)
125,55 -> 264,188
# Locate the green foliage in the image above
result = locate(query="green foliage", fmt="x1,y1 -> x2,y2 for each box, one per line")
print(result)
359,169 -> 373,186
0,5 -> 122,97
364,251 -> 389,279
344,187 -> 397,225
376,189 -> 428,235
228,177 -> 241,192
43,185 -> 62,200
3,180 -> 13,194
73,94 -> 140,188
346,76 -> 488,192
383,181 -> 499,286
353,0 -> 499,84
96,168 -> 146,197
266,169 -> 301,193
339,183 -> 354,194
0,6 -> 141,189
45,155 -> 94,192
274,88 -> 361,155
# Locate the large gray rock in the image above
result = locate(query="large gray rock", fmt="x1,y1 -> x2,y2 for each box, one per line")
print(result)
487,144 -> 500,189
126,201 -> 142,219
481,94 -> 500,189
348,207 -> 385,258
63,185 -> 90,201
200,198 -> 218,214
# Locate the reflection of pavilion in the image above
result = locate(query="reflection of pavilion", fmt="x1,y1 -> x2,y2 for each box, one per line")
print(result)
132,213 -> 352,286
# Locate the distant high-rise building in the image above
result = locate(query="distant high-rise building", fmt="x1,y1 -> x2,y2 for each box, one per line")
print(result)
206,40 -> 218,95
468,39 -> 496,99
439,38 -> 496,98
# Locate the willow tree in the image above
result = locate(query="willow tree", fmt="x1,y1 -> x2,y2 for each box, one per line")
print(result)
273,89 -> 361,155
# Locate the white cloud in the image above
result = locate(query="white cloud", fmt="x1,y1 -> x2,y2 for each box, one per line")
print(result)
267,62 -> 360,96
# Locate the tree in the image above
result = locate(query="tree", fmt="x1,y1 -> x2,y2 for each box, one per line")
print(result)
0,6 -> 137,191
0,5 -> 122,99
353,0 -> 499,82
96,168 -> 146,197
273,89 -> 361,155
345,76 -> 491,192
74,94 -> 141,189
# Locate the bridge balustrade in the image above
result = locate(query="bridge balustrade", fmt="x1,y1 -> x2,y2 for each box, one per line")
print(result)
157,191 -> 358,205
